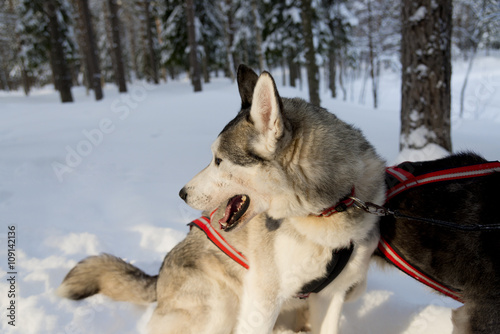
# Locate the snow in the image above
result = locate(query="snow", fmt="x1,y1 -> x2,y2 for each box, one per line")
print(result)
409,6 -> 427,23
0,57 -> 499,333
414,64 -> 428,78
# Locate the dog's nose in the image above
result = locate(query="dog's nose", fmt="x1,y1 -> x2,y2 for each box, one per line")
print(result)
179,187 -> 188,202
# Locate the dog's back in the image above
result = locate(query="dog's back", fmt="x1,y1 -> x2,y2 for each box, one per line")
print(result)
379,152 -> 500,333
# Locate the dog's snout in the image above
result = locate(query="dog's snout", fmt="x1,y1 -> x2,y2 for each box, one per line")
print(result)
179,187 -> 188,202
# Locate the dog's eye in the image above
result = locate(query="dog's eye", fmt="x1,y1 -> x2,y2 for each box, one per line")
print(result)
214,157 -> 223,166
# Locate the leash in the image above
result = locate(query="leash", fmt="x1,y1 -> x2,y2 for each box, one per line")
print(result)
349,198 -> 500,231
350,197 -> 467,303
351,160 -> 500,231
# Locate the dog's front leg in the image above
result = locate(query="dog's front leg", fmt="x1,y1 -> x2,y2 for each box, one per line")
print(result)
308,290 -> 345,334
234,269 -> 282,334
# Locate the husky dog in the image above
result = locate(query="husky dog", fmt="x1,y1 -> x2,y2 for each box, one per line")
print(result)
179,65 -> 386,334
58,206 -> 309,334
378,152 -> 500,334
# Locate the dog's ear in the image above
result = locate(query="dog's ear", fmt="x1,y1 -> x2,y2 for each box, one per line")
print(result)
237,65 -> 259,109
249,71 -> 284,154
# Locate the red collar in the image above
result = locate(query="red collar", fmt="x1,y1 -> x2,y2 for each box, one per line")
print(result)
188,212 -> 249,269
189,210 -> 354,299
316,187 -> 356,217
189,188 -> 357,265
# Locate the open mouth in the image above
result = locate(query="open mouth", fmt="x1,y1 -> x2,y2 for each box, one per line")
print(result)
219,195 -> 250,231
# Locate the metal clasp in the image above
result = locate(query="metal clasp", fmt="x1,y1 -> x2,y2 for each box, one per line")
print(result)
349,197 -> 392,216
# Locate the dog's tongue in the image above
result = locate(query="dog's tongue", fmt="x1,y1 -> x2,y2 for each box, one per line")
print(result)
219,196 -> 241,226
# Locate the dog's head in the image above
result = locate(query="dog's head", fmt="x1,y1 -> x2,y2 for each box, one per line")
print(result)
179,65 -> 298,231
179,65 -> 381,231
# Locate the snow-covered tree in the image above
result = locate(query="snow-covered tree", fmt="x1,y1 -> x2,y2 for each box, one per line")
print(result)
186,0 -> 202,91
262,0 -> 303,86
400,0 -> 452,152
317,0 -> 353,98
349,0 -> 400,108
18,0 -> 76,102
0,0 -> 24,92
454,0 -> 500,117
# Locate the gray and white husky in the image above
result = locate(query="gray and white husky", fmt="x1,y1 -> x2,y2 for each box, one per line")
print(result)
58,65 -> 385,334
179,65 -> 386,333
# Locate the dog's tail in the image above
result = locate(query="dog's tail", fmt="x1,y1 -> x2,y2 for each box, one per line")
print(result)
57,254 -> 157,305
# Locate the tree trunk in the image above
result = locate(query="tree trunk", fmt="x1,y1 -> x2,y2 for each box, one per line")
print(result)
108,0 -> 127,92
400,0 -> 452,152
77,0 -> 103,100
288,55 -> 297,88
73,0 -> 92,93
20,61 -> 30,96
154,16 -> 167,82
300,0 -> 320,106
45,0 -> 74,103
251,0 -> 264,72
144,0 -> 159,84
328,46 -> 337,98
367,0 -> 378,109
186,0 -> 202,92
222,0 -> 236,82
202,42 -> 210,83
338,52 -> 347,101
459,47 -> 477,118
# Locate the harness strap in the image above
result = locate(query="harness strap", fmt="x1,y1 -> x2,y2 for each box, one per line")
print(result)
188,216 -> 249,269
297,243 -> 354,299
378,238 -> 464,303
379,159 -> 500,303
386,161 -> 500,201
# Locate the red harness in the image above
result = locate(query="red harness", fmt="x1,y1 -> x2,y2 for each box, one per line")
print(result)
379,161 -> 500,303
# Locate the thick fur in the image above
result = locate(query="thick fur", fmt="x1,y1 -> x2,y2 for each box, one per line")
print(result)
179,65 -> 386,334
377,152 -> 500,334
58,210 -> 309,334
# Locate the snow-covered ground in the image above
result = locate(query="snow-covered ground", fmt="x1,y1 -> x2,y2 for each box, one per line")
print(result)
0,57 -> 499,334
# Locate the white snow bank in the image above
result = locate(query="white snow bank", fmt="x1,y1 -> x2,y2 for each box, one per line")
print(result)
0,57 -> 499,333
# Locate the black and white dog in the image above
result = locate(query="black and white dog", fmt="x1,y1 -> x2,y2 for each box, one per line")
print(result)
377,152 -> 500,334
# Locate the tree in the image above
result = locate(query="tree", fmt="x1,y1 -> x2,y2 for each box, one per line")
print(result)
76,0 -> 103,100
143,0 -> 159,84
300,0 -> 320,106
251,0 -> 264,71
186,0 -> 202,91
107,0 -> 127,93
17,0 -> 77,99
197,0 -> 225,82
349,0 -> 400,108
45,0 -> 74,102
0,0 -> 22,92
400,0 -> 452,152
455,0 -> 500,117
317,0 -> 352,99
221,0 -> 237,81
261,0 -> 303,87
121,0 -> 142,80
